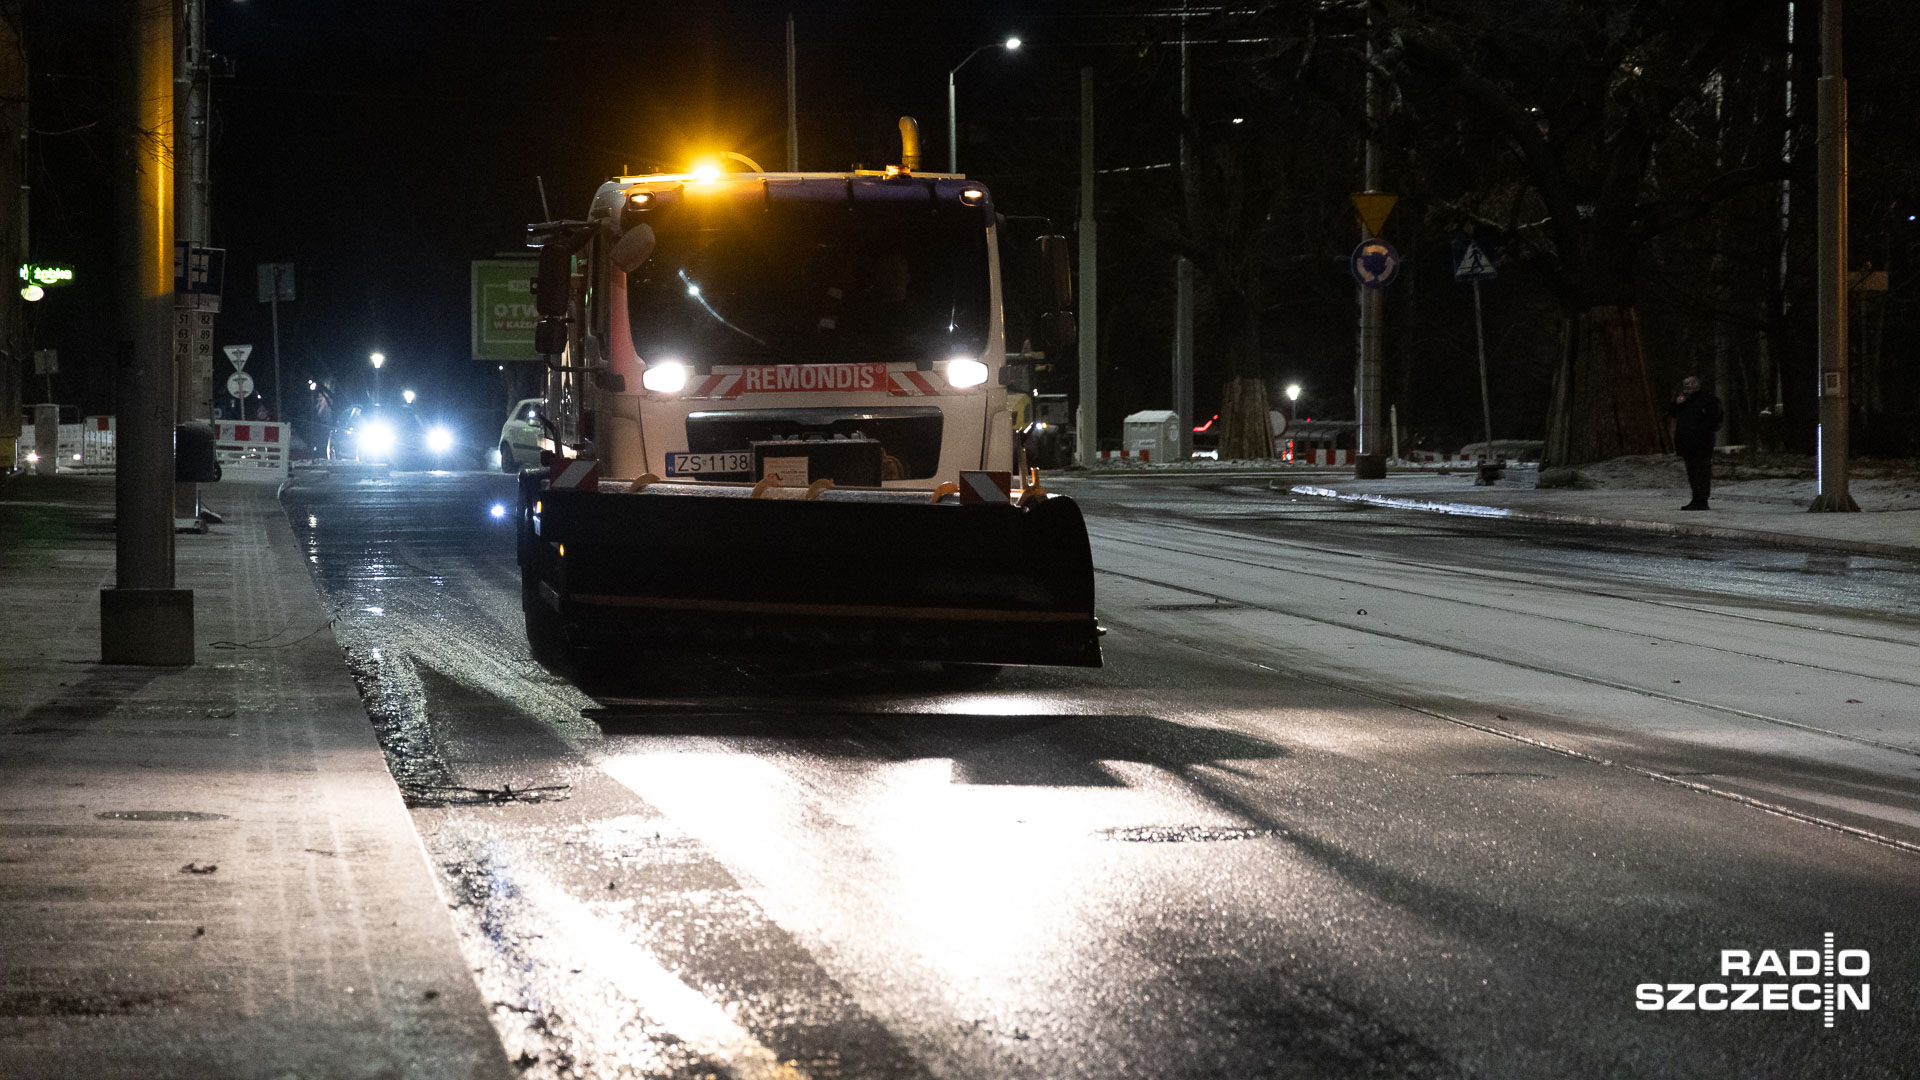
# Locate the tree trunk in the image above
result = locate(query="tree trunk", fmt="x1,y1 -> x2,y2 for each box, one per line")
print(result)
1218,376 -> 1272,459
1214,287 -> 1273,460
1544,304 -> 1668,466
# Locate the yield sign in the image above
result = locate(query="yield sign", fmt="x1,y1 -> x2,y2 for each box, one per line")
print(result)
1350,192 -> 1398,237
223,344 -> 254,370
1453,240 -> 1497,282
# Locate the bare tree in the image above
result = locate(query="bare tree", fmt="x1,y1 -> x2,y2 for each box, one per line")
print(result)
1381,0 -> 1787,463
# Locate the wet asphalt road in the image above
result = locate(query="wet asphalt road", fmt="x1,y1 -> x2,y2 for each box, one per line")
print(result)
282,466 -> 1920,1079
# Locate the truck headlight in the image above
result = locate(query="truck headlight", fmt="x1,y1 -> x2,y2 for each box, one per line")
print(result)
642,360 -> 689,393
358,418 -> 397,458
947,357 -> 989,388
426,426 -> 455,454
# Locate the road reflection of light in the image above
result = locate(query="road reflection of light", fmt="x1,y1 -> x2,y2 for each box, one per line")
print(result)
933,693 -> 1059,717
505,866 -> 802,1079
440,826 -> 791,1079
601,745 -> 1110,989
307,514 -> 318,529
364,605 -> 384,615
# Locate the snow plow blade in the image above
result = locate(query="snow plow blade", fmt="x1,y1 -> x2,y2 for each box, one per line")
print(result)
521,479 -> 1101,667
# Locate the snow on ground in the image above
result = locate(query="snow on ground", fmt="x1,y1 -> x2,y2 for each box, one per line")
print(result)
1563,454 -> 1920,511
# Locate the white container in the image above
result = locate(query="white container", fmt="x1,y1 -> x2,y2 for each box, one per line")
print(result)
1122,409 -> 1181,462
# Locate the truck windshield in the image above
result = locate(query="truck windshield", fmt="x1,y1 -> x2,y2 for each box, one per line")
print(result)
625,196 -> 990,367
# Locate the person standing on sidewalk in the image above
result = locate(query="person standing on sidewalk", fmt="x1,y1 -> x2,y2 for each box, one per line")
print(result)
1670,375 -> 1723,510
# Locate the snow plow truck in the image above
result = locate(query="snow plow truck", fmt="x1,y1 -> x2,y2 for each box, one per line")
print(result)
516,120 -> 1100,671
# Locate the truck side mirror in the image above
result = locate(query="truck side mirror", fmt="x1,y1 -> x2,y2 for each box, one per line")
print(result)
1039,311 -> 1077,352
534,244 -> 572,319
1037,235 -> 1074,311
1034,235 -> 1076,352
534,319 -> 567,356
610,224 -> 655,274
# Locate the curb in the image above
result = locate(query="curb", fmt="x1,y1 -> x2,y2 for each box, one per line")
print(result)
1283,483 -> 1920,562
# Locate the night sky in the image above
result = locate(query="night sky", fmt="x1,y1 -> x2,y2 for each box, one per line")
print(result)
29,0 -> 1119,442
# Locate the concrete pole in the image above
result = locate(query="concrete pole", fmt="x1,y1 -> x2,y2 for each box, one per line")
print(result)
103,0 -> 193,665
1172,9 -> 1194,460
174,0 -> 210,522
1076,67 -> 1099,466
1353,24 -> 1386,479
1809,0 -> 1856,511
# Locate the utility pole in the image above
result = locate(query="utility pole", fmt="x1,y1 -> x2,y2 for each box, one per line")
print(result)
1171,4 -> 1195,460
1809,0 -> 1856,511
174,0 -> 212,525
0,0 -> 25,457
269,265 -> 284,420
785,13 -> 798,171
1076,67 -> 1099,466
0,2 -> 25,461
1353,20 -> 1387,479
103,0 -> 193,665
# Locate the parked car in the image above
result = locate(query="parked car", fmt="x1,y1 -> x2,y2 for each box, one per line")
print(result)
498,397 -> 546,472
327,405 -> 460,469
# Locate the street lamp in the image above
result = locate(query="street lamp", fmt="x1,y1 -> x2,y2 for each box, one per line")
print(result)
370,352 -> 386,404
1285,383 -> 1302,422
402,389 -> 416,406
947,36 -> 1021,174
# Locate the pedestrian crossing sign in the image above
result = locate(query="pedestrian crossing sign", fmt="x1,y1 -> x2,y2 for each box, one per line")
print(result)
1453,240 -> 1497,282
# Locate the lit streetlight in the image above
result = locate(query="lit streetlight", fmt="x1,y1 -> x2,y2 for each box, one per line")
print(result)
948,36 -> 1021,174
402,389 -> 416,406
370,352 -> 386,404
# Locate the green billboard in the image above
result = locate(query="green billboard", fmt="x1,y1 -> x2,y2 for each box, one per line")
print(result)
471,259 -> 539,362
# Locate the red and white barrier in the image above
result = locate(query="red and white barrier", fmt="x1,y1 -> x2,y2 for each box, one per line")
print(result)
214,421 -> 290,482
1280,441 -> 1352,465
1099,449 -> 1151,462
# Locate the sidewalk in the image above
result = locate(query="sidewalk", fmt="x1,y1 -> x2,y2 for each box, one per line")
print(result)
1283,460 -> 1920,559
0,475 -> 510,1078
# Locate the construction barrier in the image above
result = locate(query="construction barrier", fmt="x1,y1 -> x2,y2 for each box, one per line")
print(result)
213,420 -> 290,482
1281,441 -> 1353,466
79,416 -> 116,472
13,423 -> 86,471
1098,449 -> 1151,463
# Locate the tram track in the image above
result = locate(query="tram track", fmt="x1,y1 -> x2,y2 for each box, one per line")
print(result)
1089,522 -> 1920,750
1090,511 -> 1920,707
1099,610 -> 1920,858
1096,501 -> 1920,651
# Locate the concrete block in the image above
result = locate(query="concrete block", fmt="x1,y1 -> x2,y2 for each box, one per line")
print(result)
99,587 -> 195,665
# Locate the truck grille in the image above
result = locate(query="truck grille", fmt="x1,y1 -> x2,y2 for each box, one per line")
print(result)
686,407 -> 944,480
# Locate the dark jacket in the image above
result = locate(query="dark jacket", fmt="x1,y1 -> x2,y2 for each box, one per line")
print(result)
1670,390 -> 1723,458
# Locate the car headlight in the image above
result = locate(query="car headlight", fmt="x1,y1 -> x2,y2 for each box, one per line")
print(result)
642,360 -> 689,393
426,425 -> 455,454
947,357 -> 989,388
357,418 -> 397,458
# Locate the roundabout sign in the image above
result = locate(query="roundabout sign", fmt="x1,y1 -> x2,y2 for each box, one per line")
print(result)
1350,239 -> 1401,289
